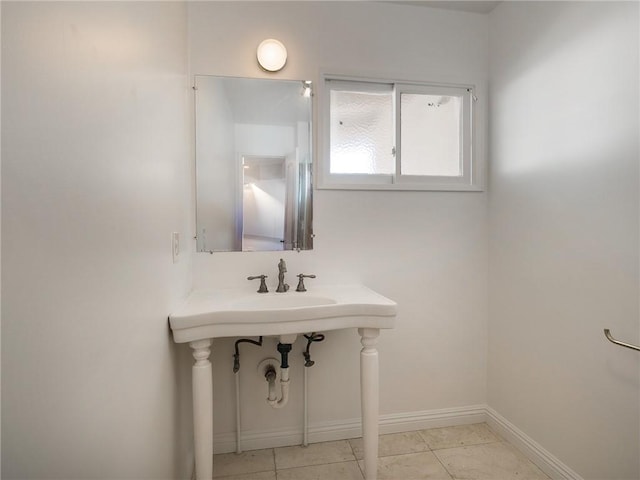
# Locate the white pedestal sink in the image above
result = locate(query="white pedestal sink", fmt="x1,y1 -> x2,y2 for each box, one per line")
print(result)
169,284 -> 397,480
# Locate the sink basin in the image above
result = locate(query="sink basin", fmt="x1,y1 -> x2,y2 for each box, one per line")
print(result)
169,284 -> 397,343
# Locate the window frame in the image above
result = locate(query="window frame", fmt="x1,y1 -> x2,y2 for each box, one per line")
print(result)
318,74 -> 482,191
324,79 -> 395,186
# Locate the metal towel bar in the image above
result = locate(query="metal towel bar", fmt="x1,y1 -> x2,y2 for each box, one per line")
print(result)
604,329 -> 640,352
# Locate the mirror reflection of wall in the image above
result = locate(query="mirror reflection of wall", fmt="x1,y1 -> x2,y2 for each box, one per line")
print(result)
242,156 -> 286,251
195,76 -> 313,252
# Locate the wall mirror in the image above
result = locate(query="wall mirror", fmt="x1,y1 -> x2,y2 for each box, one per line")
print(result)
195,75 -> 313,252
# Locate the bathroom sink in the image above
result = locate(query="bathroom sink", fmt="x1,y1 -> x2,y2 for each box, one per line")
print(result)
169,284 -> 397,343
171,283 -> 397,480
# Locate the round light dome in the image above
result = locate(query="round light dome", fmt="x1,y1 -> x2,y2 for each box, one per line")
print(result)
256,39 -> 287,72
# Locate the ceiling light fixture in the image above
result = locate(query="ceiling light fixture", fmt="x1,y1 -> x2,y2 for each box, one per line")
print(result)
256,39 -> 287,72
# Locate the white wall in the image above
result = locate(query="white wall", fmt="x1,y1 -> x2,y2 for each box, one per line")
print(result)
4,2 -> 636,478
0,3 -> 3,473
188,1 -> 489,444
196,76 -> 237,252
488,2 -> 640,478
1,3 -> 193,479
235,124 -> 296,158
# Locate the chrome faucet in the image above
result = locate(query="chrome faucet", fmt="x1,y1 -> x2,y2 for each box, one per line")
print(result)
276,258 -> 289,293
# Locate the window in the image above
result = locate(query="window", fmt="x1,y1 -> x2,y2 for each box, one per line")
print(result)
319,76 -> 480,191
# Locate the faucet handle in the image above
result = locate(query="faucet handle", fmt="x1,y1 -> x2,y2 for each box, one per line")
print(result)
248,275 -> 269,293
296,274 -> 316,292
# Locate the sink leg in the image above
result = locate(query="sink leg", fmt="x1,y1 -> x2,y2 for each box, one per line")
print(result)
190,339 -> 213,480
359,328 -> 380,480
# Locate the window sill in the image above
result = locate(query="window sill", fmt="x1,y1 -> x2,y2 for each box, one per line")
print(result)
315,180 -> 484,192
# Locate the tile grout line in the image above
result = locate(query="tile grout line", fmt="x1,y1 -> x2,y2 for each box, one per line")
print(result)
431,447 -> 458,480
276,458 -> 362,472
416,428 -> 435,452
346,438 -> 367,479
212,448 -> 277,479
223,424 -> 524,480
271,447 -> 277,479
417,427 -> 505,480
273,439 -> 364,478
428,439 -> 503,453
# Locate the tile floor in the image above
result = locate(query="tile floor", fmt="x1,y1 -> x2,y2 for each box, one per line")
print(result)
211,423 -> 550,480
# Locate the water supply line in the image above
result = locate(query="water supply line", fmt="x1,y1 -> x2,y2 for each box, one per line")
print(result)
302,333 -> 325,446
233,337 -> 263,373
303,367 -> 309,447
234,371 -> 241,453
266,343 -> 292,409
232,337 -> 263,454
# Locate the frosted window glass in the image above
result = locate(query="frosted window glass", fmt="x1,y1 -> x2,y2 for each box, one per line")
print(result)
401,93 -> 461,176
330,90 -> 394,174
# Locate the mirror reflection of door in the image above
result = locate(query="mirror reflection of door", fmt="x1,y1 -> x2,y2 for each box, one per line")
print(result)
241,155 -> 297,251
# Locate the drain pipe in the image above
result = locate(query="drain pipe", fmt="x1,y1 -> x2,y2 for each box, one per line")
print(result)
267,343 -> 292,409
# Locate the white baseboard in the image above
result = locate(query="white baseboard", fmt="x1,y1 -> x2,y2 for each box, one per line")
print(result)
379,404 -> 487,434
485,407 -> 583,480
212,404 -> 582,480
213,404 -> 486,454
